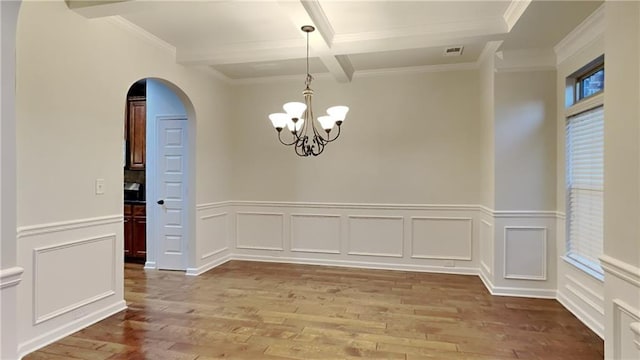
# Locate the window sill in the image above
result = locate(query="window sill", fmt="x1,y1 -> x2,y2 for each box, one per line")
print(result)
562,255 -> 604,282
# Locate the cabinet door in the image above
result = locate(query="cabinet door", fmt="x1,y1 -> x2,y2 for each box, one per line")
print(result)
124,214 -> 132,257
132,216 -> 146,259
128,100 -> 146,169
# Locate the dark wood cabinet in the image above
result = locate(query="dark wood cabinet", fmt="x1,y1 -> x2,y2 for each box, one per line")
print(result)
126,97 -> 146,169
124,205 -> 133,257
124,204 -> 146,261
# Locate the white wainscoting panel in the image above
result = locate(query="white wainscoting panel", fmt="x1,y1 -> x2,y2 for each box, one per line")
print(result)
564,274 -> 604,316
290,214 -> 341,254
613,300 -> 640,360
33,235 -> 116,324
347,216 -> 403,258
200,212 -> 229,260
410,217 -> 472,260
504,226 -> 547,280
480,220 -> 493,275
236,212 -> 284,251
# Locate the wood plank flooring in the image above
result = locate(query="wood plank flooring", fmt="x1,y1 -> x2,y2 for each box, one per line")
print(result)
25,261 -> 603,359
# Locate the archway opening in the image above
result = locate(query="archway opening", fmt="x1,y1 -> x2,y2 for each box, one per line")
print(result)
123,78 -> 196,273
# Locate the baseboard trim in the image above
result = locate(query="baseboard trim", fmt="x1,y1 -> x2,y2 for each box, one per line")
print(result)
489,285 -> 556,299
18,300 -> 127,359
557,290 -> 604,339
230,254 -> 479,276
188,253 -> 560,301
186,254 -> 232,276
143,261 -> 156,270
478,268 -> 555,299
478,267 -> 494,294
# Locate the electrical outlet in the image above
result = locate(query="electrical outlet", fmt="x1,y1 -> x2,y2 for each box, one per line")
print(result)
444,260 -> 455,267
95,179 -> 105,195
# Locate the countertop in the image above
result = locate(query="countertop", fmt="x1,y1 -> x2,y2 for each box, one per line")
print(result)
124,200 -> 146,205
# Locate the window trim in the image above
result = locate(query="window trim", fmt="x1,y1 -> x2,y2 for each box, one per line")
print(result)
565,92 -> 604,118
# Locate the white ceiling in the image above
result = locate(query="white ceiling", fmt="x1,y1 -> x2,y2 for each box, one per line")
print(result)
68,0 -> 603,82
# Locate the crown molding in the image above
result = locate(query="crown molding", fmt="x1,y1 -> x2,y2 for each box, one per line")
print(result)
229,72 -> 334,86
194,66 -> 233,85
354,62 -> 478,78
495,48 -> 556,73
333,16 -> 505,46
227,61 -> 479,85
554,4 -> 604,65
105,15 -> 175,56
503,0 -> 532,31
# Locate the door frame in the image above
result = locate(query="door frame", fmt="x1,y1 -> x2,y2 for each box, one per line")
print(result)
150,115 -> 190,270
145,109 -> 194,271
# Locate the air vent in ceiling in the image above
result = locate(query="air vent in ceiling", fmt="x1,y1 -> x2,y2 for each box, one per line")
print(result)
444,46 -> 464,57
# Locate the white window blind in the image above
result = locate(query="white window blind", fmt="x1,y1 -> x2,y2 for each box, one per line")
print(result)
566,105 -> 604,273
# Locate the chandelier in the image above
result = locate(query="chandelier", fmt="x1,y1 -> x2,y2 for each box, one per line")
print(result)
268,25 -> 349,157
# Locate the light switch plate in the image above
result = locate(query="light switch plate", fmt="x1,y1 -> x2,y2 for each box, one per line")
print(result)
95,179 -> 105,195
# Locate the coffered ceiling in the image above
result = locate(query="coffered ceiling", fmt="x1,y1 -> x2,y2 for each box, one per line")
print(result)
68,0 -> 602,82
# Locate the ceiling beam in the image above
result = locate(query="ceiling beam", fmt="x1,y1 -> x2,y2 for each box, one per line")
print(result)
65,0 -> 145,18
503,0 -> 532,31
277,0 -> 353,83
176,39 -> 304,66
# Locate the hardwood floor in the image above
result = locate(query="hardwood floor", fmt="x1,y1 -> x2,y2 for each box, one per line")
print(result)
25,261 -> 603,359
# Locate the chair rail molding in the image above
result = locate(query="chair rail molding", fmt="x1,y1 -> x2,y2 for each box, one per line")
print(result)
600,255 -> 640,287
0,266 -> 24,289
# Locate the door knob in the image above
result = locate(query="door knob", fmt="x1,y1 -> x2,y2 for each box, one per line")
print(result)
157,199 -> 165,205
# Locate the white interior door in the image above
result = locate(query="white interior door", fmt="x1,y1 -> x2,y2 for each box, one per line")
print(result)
156,117 -> 188,270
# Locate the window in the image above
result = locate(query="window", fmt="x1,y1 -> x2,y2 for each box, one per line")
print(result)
575,66 -> 604,101
565,61 -> 604,276
566,106 -> 604,273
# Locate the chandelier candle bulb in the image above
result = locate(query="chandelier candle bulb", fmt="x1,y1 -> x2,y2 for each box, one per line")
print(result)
267,25 -> 349,157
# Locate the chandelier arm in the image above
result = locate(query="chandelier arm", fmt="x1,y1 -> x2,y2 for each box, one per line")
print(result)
311,135 -> 325,156
295,135 -> 310,157
278,130 -> 298,146
325,125 -> 342,143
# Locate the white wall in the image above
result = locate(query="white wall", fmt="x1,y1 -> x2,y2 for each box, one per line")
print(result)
602,1 -> 640,358
479,51 -> 496,210
14,0 -> 232,357
1,1 -> 22,359
231,71 -> 483,205
495,70 -> 556,211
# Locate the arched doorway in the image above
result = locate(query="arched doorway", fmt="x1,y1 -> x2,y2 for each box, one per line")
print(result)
123,78 -> 196,271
